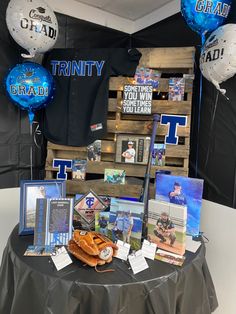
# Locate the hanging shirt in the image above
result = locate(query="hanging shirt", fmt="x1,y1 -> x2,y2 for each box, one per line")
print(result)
40,48 -> 141,146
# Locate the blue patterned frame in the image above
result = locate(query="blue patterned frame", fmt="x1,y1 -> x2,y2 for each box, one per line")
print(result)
19,180 -> 66,235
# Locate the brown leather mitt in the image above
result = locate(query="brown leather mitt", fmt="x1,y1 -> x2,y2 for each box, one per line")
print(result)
68,230 -> 118,268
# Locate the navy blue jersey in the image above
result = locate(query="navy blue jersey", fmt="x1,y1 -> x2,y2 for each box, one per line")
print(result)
40,48 -> 141,146
169,192 -> 187,206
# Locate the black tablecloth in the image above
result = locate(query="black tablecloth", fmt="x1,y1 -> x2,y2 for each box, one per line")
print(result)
0,225 -> 218,314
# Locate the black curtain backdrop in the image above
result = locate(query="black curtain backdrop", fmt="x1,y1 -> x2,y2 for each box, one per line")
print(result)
1,0 -> 236,208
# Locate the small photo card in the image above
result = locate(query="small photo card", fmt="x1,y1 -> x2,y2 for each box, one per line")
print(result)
128,250 -> 149,275
24,245 -> 55,256
141,239 -> 157,260
115,240 -> 131,261
72,159 -> 87,180
155,249 -> 185,266
151,143 -> 166,166
168,78 -> 185,101
51,246 -> 73,271
104,169 -> 126,184
134,67 -> 161,89
87,140 -> 101,162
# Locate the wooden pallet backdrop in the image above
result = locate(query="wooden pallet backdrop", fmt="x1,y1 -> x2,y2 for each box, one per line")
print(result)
45,47 -> 195,198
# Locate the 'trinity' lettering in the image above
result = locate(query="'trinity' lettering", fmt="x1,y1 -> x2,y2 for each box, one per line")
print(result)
50,60 -> 105,77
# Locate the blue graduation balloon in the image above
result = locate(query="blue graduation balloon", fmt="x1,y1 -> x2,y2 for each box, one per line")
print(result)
181,0 -> 232,37
5,62 -> 55,123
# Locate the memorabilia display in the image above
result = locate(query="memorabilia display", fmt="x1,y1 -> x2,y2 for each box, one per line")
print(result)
115,134 -> 150,165
134,67 -> 161,88
104,169 -> 126,184
19,180 -> 66,235
151,143 -> 166,166
155,174 -> 204,236
148,199 -> 187,256
68,230 -> 118,267
155,249 -> 185,266
108,198 -> 144,250
122,84 -> 153,115
74,190 -> 106,230
168,78 -> 185,101
72,159 -> 87,180
40,48 -> 141,146
34,198 -> 73,246
87,140 -> 101,161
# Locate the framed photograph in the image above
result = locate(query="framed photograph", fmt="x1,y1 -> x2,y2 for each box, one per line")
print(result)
45,198 -> 73,246
19,180 -> 66,235
155,174 -> 204,236
107,198 -> 144,250
115,134 -> 150,165
148,199 -> 187,256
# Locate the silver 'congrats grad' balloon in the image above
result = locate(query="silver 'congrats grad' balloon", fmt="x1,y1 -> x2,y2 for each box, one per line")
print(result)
200,24 -> 236,95
6,0 -> 58,58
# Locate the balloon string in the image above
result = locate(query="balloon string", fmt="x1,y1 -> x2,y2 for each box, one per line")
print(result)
195,73 -> 202,177
30,123 -> 33,180
195,33 -> 206,177
204,90 -> 219,170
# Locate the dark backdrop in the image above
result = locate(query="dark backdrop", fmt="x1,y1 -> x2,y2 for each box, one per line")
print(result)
1,0 -> 236,208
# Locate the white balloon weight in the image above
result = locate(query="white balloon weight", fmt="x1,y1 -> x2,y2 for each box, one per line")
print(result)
200,24 -> 236,95
6,0 -> 58,58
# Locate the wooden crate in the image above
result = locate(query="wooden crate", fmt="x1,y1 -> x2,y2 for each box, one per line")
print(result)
45,47 -> 195,197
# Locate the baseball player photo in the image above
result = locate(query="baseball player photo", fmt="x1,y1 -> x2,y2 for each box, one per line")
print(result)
121,141 -> 136,163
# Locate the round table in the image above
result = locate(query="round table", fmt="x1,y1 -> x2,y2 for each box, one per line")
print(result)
0,225 -> 218,314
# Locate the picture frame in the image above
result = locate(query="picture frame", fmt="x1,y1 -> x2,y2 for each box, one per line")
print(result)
19,180 -> 66,235
107,198 -> 144,250
155,174 -> 204,236
115,134 -> 150,165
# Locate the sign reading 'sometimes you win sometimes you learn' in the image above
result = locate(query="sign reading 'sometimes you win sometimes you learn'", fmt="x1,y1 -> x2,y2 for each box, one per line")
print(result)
122,84 -> 153,115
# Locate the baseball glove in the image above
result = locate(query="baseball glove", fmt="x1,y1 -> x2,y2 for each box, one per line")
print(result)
68,230 -> 118,269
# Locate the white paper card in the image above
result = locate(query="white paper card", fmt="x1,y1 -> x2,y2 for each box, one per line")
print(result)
51,246 -> 73,271
141,239 -> 157,260
128,250 -> 149,274
186,235 -> 201,253
115,240 -> 131,261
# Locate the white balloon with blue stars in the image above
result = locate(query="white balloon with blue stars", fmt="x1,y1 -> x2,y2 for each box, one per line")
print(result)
6,0 -> 58,58
200,24 -> 236,95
